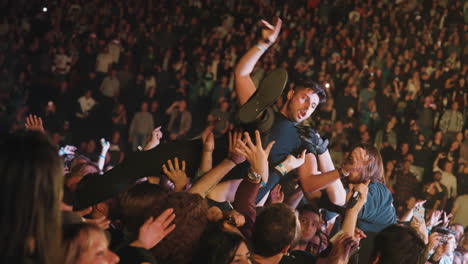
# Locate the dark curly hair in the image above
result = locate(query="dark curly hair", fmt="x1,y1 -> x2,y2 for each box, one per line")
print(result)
150,192 -> 209,264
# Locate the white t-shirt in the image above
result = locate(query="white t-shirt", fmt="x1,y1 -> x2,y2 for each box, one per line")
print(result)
96,52 -> 113,73
108,43 -> 123,64
100,77 -> 120,98
53,54 -> 72,74
144,76 -> 156,93
78,96 -> 96,113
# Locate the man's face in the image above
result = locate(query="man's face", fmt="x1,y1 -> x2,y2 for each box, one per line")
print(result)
444,162 -> 453,173
284,89 -> 320,123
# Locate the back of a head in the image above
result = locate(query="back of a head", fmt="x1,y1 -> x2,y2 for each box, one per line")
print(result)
192,227 -> 247,264
252,203 -> 299,257
0,131 -> 63,263
151,192 -> 209,264
119,182 -> 169,233
371,224 -> 426,264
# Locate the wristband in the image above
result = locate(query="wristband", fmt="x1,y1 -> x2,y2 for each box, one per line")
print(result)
277,163 -> 288,176
337,167 -> 350,179
99,154 -> 105,159
256,43 -> 267,52
228,157 -> 239,165
58,147 -> 65,156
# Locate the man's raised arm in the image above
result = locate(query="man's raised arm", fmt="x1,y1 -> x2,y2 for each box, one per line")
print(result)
234,18 -> 282,105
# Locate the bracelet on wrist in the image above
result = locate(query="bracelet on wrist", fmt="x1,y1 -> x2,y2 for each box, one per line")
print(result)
337,167 -> 350,179
255,43 -> 267,52
276,163 -> 288,176
228,157 -> 238,165
99,154 -> 106,159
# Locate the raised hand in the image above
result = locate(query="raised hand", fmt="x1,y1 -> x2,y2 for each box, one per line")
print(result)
202,126 -> 215,153
59,145 -> 77,156
410,216 -> 429,244
84,216 -> 111,230
346,180 -> 370,210
144,126 -> 163,150
25,114 -> 44,133
223,210 -> 246,227
433,237 -> 454,261
100,138 -> 110,153
427,210 -> 443,229
427,232 -> 442,252
297,126 -> 329,155
269,184 -> 284,204
280,149 -> 307,173
260,18 -> 282,45
228,130 -> 246,165
441,212 -> 452,228
354,227 -> 367,243
342,147 -> 374,174
162,157 -> 189,191
235,130 -> 275,176
132,208 -> 176,249
324,232 -> 359,264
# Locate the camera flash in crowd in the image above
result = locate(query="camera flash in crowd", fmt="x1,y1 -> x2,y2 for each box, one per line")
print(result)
42,7 -> 48,12
325,83 -> 330,89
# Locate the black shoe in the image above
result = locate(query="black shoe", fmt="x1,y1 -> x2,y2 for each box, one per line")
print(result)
238,68 -> 288,123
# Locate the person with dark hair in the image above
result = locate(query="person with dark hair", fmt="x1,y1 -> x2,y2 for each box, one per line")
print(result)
119,182 -> 170,234
149,192 -> 209,264
63,223 -> 120,264
233,18 -> 348,208
369,224 -> 426,264
293,205 -> 322,253
0,131 -> 64,263
166,99 -> 192,141
192,229 -> 252,264
252,203 -> 300,262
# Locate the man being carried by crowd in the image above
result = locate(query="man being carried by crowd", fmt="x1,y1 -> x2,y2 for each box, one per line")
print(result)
232,18 -> 346,206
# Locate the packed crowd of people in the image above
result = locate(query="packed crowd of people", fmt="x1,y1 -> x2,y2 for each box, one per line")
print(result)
1,0 -> 467,263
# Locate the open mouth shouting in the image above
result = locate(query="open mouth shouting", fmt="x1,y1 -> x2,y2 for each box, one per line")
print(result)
298,109 -> 308,120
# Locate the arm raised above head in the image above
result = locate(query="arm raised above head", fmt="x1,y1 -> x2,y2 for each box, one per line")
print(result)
234,18 -> 282,105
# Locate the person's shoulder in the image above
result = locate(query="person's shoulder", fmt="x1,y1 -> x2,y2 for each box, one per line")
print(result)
369,182 -> 392,196
369,181 -> 386,189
